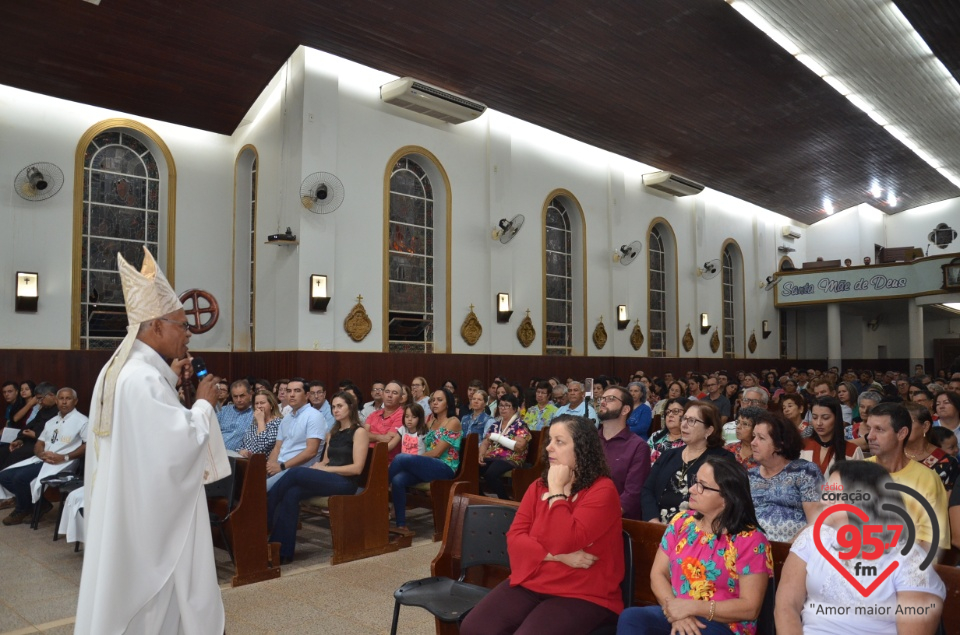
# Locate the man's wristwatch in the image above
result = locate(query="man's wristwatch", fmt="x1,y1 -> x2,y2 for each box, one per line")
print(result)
280,462 -> 286,471
62,454 -> 70,462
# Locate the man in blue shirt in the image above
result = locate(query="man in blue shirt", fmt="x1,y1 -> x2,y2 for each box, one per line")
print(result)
266,378 -> 324,490
308,380 -> 335,433
552,381 -> 598,425
216,380 -> 254,451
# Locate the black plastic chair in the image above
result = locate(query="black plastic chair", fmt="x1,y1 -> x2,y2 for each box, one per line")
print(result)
389,504 -> 516,635
589,530 -> 634,635
31,459 -> 83,536
205,456 -> 238,563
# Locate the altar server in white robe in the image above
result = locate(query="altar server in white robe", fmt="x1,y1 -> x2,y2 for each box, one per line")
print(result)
75,247 -> 230,635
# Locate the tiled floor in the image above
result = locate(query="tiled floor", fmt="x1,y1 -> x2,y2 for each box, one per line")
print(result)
0,505 -> 439,634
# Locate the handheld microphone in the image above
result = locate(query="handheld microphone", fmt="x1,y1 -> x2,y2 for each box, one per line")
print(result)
191,356 -> 209,379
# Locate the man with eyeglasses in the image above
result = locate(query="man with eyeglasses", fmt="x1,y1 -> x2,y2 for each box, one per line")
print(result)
77,247 -> 230,634
307,380 -> 335,432
360,380 -> 385,421
909,385 -> 938,422
363,380 -> 402,460
597,386 -> 649,520
552,381 -> 597,426
703,377 -> 731,424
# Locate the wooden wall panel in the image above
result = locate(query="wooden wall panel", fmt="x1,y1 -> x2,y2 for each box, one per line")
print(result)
0,349 -> 930,414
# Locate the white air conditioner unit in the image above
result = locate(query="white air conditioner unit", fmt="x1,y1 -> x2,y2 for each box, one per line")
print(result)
380,77 -> 486,124
642,171 -> 704,197
781,226 -> 802,240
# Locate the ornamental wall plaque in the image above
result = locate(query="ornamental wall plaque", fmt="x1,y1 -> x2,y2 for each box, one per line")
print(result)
748,331 -> 758,354
343,294 -> 372,342
517,310 -> 536,348
593,317 -> 608,350
460,305 -> 482,346
682,325 -> 694,352
710,328 -> 721,353
629,321 -> 644,351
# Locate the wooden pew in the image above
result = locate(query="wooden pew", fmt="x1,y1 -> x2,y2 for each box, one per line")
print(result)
648,414 -> 662,436
300,443 -> 399,565
510,429 -> 544,501
407,433 -> 480,541
206,454 -> 281,587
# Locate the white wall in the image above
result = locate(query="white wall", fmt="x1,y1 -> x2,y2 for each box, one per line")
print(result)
0,84 -> 234,350
885,197 -> 960,256
2,46 -> 957,360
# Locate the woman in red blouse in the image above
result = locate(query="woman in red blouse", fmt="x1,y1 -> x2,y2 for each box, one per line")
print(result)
460,414 -> 624,635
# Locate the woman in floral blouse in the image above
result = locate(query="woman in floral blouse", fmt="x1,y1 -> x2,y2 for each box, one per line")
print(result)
388,388 -> 462,536
479,393 -> 531,499
618,455 -> 772,635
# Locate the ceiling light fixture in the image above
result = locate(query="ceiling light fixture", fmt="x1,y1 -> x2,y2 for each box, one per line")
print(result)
726,0 -> 960,189
823,199 -> 834,215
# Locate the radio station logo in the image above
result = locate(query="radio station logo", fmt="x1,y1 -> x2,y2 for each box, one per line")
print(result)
814,481 -> 938,598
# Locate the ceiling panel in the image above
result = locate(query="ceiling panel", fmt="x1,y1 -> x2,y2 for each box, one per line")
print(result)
1,0 -> 957,225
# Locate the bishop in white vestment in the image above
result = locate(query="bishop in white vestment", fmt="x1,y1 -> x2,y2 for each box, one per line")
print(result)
75,247 -> 230,635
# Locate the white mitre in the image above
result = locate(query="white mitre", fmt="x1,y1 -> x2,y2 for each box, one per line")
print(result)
91,247 -> 182,437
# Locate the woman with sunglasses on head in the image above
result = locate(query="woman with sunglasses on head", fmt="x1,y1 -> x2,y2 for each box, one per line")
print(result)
388,388 -> 462,537
641,401 -> 730,523
266,391 -> 370,563
619,455 -> 772,635
647,397 -> 688,464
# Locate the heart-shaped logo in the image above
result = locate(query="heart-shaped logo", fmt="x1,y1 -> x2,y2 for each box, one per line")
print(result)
813,504 -> 899,597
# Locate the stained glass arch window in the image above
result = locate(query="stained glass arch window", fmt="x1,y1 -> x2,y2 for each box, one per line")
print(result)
388,156 -> 435,353
543,192 -> 585,356
721,241 -> 745,358
648,221 -> 678,357
78,128 -> 168,350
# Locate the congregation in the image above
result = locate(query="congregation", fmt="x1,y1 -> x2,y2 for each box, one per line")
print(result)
2,362 -> 960,633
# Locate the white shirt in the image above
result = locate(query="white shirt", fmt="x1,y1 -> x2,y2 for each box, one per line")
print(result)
791,524 -> 944,635
0,408 -> 89,503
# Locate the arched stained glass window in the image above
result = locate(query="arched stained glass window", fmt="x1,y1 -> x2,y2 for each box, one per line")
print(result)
545,197 -> 572,356
388,156 -> 434,353
721,242 -> 743,358
648,226 -> 667,357
80,130 -> 161,350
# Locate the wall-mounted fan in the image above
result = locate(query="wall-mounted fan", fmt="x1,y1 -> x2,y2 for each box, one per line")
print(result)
613,240 -> 643,266
867,314 -> 883,331
697,259 -> 721,280
300,172 -> 345,214
15,162 -> 64,201
492,214 -> 525,244
760,274 -> 779,291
